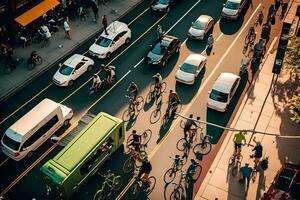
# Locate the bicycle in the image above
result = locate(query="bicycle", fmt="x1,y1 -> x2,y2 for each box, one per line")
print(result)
146,82 -> 166,105
243,29 -> 256,54
122,95 -> 144,122
169,170 -> 186,200
164,155 -> 184,184
28,55 -> 43,70
250,155 -> 268,182
162,100 -> 182,126
193,135 -> 213,156
185,161 -> 202,184
150,100 -> 162,124
129,174 -> 156,199
126,129 -> 152,147
123,144 -> 148,173
93,170 -> 123,200
254,10 -> 264,27
78,6 -> 89,21
180,118 -> 201,143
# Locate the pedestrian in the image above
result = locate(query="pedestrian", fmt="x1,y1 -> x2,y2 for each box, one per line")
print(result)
261,23 -> 271,44
91,2 -> 99,23
40,24 -> 51,47
267,4 -> 275,23
157,24 -> 163,42
63,18 -> 71,39
102,15 -> 108,35
251,138 -> 263,169
280,0 -> 288,19
274,0 -> 281,12
239,163 -> 253,188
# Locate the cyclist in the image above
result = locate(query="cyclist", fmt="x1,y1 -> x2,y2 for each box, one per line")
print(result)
128,130 -> 142,158
137,156 -> 152,185
127,82 -> 138,101
247,26 -> 256,44
27,50 -> 39,67
174,154 -> 182,167
187,159 -> 198,177
251,139 -> 263,169
167,90 -> 180,113
239,163 -> 253,188
253,38 -> 265,60
233,131 -> 246,157
105,65 -> 116,84
240,54 -> 251,75
184,114 -> 198,141
257,9 -> 264,26
92,74 -> 102,90
261,23 -> 271,44
153,73 -> 163,93
207,34 -> 214,48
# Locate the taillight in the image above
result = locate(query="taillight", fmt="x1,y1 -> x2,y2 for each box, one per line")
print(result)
14,152 -> 20,157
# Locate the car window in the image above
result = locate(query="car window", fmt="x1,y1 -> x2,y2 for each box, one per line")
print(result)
180,63 -> 197,74
2,132 -> 20,151
230,79 -> 239,98
210,89 -> 228,103
225,1 -> 240,9
113,35 -> 120,42
75,62 -> 85,70
118,31 -> 127,39
96,36 -> 112,47
159,0 -> 169,5
151,43 -> 167,55
59,64 -> 74,75
192,21 -> 206,30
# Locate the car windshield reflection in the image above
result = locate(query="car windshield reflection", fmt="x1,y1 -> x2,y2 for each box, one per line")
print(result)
59,64 -> 74,75
210,89 -> 228,102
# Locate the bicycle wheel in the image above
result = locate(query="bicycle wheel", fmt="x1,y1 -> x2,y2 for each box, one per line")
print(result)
93,190 -> 105,200
160,82 -> 167,93
193,142 -> 212,155
141,129 -> 152,145
129,182 -> 141,199
176,138 -> 187,151
164,168 -> 176,184
146,91 -> 154,103
191,165 -> 202,182
122,109 -> 131,122
126,134 -> 134,147
135,96 -> 144,111
36,56 -> 43,65
169,186 -> 184,200
180,120 -> 185,129
123,157 -> 135,173
155,93 -> 163,105
244,34 -> 250,45
231,165 -> 239,177
174,103 -> 182,115
243,43 -> 248,54
228,155 -> 235,166
145,176 -> 156,195
150,109 -> 161,124
112,177 -> 123,191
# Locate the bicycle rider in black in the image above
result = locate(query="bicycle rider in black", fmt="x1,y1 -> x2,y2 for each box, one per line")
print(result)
128,130 -> 142,156
137,156 -> 152,184
184,114 -> 198,140
127,82 -> 138,101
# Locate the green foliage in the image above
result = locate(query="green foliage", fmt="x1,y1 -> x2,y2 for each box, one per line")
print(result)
290,93 -> 300,124
284,36 -> 300,73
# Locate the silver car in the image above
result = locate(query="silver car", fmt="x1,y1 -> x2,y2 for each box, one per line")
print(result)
188,15 -> 214,40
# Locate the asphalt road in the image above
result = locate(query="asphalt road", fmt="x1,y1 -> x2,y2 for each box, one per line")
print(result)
0,0 -> 283,199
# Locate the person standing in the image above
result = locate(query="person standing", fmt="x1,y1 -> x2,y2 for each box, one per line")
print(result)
157,24 -> 163,42
102,15 -> 108,35
63,18 -> 71,39
91,1 -> 99,23
274,0 -> 281,13
239,163 -> 253,188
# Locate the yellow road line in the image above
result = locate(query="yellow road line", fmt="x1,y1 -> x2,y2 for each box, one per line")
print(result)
128,8 -> 150,26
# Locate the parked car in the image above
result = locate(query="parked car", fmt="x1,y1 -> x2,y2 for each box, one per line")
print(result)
264,163 -> 300,200
145,35 -> 181,67
175,54 -> 207,85
52,54 -> 94,87
207,72 -> 240,112
89,21 -> 131,59
188,15 -> 214,40
150,0 -> 180,13
221,0 -> 248,20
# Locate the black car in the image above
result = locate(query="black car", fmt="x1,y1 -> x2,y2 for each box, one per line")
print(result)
150,0 -> 180,13
145,35 -> 181,67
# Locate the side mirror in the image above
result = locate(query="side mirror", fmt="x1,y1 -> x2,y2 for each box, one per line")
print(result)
59,63 -> 62,67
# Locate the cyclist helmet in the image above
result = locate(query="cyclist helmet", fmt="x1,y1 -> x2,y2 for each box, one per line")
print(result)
189,114 -> 193,118
175,155 -> 180,158
93,74 -> 98,78
132,130 -> 137,134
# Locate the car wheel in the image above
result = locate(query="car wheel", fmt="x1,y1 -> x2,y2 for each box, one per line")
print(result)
68,80 -> 74,87
166,7 -> 170,13
106,52 -> 111,59
87,65 -> 93,72
125,38 -> 130,44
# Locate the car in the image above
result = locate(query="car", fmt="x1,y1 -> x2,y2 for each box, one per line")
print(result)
89,21 -> 131,59
53,54 -> 94,87
264,163 -> 300,200
221,0 -> 248,20
188,15 -> 214,40
150,0 -> 180,13
207,72 -> 240,112
145,35 -> 181,67
175,54 -> 207,85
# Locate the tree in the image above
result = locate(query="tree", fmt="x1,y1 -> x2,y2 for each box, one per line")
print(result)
290,93 -> 300,124
284,36 -> 300,73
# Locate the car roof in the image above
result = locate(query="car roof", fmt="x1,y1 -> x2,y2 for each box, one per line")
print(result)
213,72 -> 240,93
197,15 -> 213,23
184,54 -> 206,66
100,21 -> 129,39
64,54 -> 85,68
159,35 -> 178,46
227,0 -> 242,3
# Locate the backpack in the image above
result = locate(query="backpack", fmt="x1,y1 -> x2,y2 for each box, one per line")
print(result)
260,158 -> 269,170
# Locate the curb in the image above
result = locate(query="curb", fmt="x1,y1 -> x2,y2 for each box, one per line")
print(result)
0,0 -> 144,104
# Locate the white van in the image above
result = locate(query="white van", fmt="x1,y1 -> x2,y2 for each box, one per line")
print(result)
1,98 -> 73,161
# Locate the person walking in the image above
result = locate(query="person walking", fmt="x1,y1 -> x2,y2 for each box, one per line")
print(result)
239,163 -> 253,189
157,24 -> 163,43
91,1 -> 98,23
63,18 -> 71,39
274,0 -> 281,13
267,3 -> 276,24
280,0 -> 288,19
102,15 -> 108,35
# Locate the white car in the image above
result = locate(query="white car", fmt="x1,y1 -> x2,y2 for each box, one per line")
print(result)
188,15 -> 214,40
89,21 -> 131,59
53,54 -> 94,87
221,0 -> 248,20
175,54 -> 207,85
207,72 -> 240,112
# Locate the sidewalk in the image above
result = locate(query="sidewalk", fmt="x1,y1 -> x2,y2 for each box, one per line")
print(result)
195,41 -> 300,199
0,0 -> 142,104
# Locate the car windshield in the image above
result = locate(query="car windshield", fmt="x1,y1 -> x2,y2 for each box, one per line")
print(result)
59,64 -> 74,75
192,21 -> 206,30
210,89 -> 228,103
180,63 -> 197,74
2,133 -> 20,151
96,36 -> 112,47
151,43 -> 167,55
225,1 -> 240,9
159,0 -> 169,5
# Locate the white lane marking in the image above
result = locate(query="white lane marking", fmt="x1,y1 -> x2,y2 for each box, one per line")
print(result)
181,38 -> 188,46
133,58 -> 144,68
0,158 -> 9,167
216,33 -> 223,42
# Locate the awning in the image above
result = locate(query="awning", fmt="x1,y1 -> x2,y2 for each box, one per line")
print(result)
15,0 -> 60,26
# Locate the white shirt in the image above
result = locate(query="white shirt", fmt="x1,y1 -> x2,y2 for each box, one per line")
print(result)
93,76 -> 101,83
241,56 -> 250,65
64,21 -> 70,31
41,25 -> 51,38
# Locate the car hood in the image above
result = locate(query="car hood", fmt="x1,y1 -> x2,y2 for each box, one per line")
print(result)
207,97 -> 227,111
152,3 -> 168,9
53,70 -> 71,83
147,51 -> 163,62
89,43 -> 108,54
188,27 -> 205,36
222,7 -> 238,15
176,69 -> 195,81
